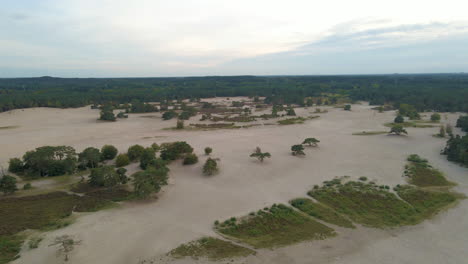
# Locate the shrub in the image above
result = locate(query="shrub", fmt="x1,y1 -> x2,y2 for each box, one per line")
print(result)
160,142 -> 194,161
115,154 -> 130,167
176,120 -> 184,129
127,144 -> 145,161
23,183 -> 32,190
88,166 -> 123,188
162,111 -> 178,120
291,144 -> 305,156
8,158 -> 24,174
203,158 -> 219,176
0,175 -> 18,194
358,176 -> 368,181
101,145 -> 118,160
394,115 -> 404,123
344,104 -> 351,111
183,154 -> 199,165
430,113 -> 441,122
132,167 -> 169,199
140,147 -> 156,169
151,143 -> 160,152
204,147 -> 213,155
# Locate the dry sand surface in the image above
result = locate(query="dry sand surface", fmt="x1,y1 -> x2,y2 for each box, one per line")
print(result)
1,99 -> 467,264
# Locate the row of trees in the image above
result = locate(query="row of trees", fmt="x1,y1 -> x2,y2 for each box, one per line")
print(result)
1,74 -> 467,113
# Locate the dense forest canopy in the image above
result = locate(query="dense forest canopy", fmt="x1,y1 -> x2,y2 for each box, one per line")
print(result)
0,74 -> 467,112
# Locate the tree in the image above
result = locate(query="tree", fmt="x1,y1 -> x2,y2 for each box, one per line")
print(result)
204,147 -> 213,155
306,98 -> 313,107
151,143 -> 160,152
291,144 -> 305,156
446,124 -> 453,136
344,104 -> 351,111
78,147 -> 101,168
302,138 -> 320,147
22,146 -> 77,177
431,113 -> 441,122
115,154 -> 130,167
160,141 -> 194,161
49,235 -> 81,262
116,167 -> 128,184
162,111 -> 178,120
183,153 -> 199,165
394,115 -> 404,123
203,158 -> 219,176
132,167 -> 169,198
101,145 -> 118,160
127,144 -> 145,161
8,158 -> 24,174
88,166 -> 123,188
286,107 -> 296,116
140,147 -> 156,169
389,125 -> 408,135
249,147 -> 271,162
176,120 -> 184,129
99,105 -> 116,121
438,126 -> 446,137
0,175 -> 17,195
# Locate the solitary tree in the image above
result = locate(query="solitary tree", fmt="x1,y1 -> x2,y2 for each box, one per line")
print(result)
176,120 -> 184,129
389,125 -> 408,135
438,125 -> 446,137
101,145 -> 118,160
49,235 -> 81,262
99,105 -> 116,121
127,144 -> 145,161
291,144 -> 305,156
250,147 -> 271,162
204,147 -> 213,155
302,138 -> 320,147
0,174 -> 17,195
446,124 -> 453,136
203,158 -> 219,176
115,154 -> 130,167
344,104 -> 351,111
431,113 -> 441,122
394,115 -> 404,123
183,153 -> 199,165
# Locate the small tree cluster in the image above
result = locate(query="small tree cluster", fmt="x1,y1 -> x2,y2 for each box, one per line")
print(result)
389,124 -> 408,135
250,147 -> 271,162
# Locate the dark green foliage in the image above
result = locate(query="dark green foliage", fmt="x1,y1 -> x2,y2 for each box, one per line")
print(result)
115,154 -> 130,167
178,109 -> 197,120
249,147 -> 271,162
302,138 -> 320,146
398,104 -> 420,120
101,145 -> 118,160
203,158 -> 218,176
394,115 -> 404,123
443,134 -> 468,166
456,116 -> 468,132
389,124 -> 408,135
139,147 -> 156,169
291,144 -> 305,156
162,111 -> 178,120
430,113 -> 441,122
290,198 -> 355,228
88,166 -> 124,188
169,237 -> 255,260
204,147 -> 212,155
344,104 -> 351,111
23,183 -> 32,190
78,147 -> 101,169
151,143 -> 160,152
0,175 -> 17,195
130,99 -> 158,113
127,144 -> 145,161
160,142 -> 194,161
7,158 -> 23,174
216,204 -> 335,248
132,167 -> 169,198
183,154 -> 199,165
0,75 -> 467,113
99,105 -> 116,121
22,146 -> 77,178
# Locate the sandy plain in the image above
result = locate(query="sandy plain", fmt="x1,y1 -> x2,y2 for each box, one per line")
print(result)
0,98 -> 466,264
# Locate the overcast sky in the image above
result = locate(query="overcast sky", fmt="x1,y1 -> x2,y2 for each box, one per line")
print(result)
1,0 -> 467,77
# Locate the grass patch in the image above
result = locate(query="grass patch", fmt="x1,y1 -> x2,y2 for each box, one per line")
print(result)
308,179 -> 461,228
352,131 -> 387,135
169,237 -> 255,260
215,204 -> 335,248
384,122 -> 437,128
290,198 -> 355,228
405,155 -> 454,187
0,126 -> 19,130
0,235 -> 23,264
277,117 -> 306,125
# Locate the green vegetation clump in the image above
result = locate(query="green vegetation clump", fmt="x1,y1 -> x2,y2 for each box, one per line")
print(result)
169,237 -> 255,260
442,116 -> 468,167
100,145 -> 118,160
249,147 -> 271,162
215,204 -> 335,248
290,198 -> 355,228
0,235 -> 23,264
203,158 -> 219,176
277,117 -> 306,125
0,175 -> 17,195
291,144 -> 305,156
405,154 -> 453,187
160,141 -> 194,161
99,105 -> 116,121
389,124 -> 408,135
115,154 -> 130,167
14,146 -> 77,178
204,147 -> 212,155
127,144 -> 145,161
183,153 -> 199,165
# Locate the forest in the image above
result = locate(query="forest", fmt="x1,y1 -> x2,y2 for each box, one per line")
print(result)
0,74 -> 467,112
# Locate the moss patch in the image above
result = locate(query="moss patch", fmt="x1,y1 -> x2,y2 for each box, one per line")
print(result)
169,237 -> 255,260
290,198 -> 355,228
215,204 -> 335,248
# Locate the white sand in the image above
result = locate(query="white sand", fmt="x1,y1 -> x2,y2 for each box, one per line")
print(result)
1,100 -> 467,264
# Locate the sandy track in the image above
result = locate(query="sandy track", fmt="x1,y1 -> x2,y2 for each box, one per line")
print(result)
1,101 -> 467,264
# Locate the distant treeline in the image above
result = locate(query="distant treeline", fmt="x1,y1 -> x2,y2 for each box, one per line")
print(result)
0,74 -> 467,112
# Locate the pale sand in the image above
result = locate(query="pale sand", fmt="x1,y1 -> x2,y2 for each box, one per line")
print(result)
0,100 -> 467,264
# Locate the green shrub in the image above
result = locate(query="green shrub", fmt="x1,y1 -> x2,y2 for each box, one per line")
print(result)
115,154 -> 130,167
101,145 -> 118,160
183,154 -> 199,165
127,144 -> 145,161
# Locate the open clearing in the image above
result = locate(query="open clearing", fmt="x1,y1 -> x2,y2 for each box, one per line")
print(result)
0,99 -> 467,264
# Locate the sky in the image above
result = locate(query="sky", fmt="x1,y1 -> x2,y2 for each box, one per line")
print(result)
1,0 -> 467,77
